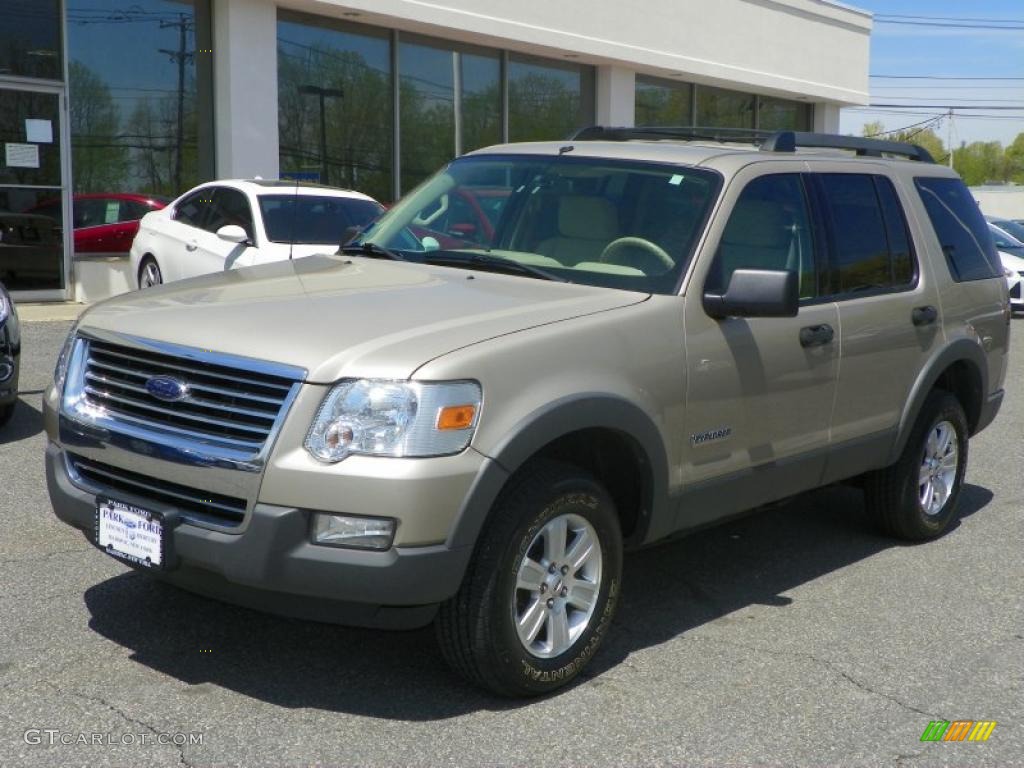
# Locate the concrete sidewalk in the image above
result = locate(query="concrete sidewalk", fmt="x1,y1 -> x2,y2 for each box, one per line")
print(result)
15,302 -> 88,323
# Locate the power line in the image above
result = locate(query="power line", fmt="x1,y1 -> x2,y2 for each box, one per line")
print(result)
874,13 -> 1024,24
870,104 -> 1024,110
870,75 -> 1024,81
874,19 -> 1024,30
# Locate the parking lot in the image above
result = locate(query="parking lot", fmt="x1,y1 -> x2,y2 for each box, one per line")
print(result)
1,317 -> 1021,767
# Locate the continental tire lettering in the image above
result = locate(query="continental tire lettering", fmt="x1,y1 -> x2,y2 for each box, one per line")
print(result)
519,578 -> 619,683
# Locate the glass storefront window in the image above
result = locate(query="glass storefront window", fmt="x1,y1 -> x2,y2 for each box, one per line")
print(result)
0,1 -> 62,80
508,55 -> 595,142
635,76 -> 692,127
757,96 -> 812,131
696,85 -> 755,130
66,0 -> 214,199
0,89 -> 64,290
278,12 -> 393,203
399,38 -> 501,194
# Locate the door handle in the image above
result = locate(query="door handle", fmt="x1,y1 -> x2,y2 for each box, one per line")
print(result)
912,305 -> 938,326
185,240 -> 198,251
799,323 -> 834,348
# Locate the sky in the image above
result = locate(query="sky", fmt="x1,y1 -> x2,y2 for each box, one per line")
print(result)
837,0 -> 1024,147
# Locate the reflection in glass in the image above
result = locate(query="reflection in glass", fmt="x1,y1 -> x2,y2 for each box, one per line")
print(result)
696,85 -> 755,130
757,97 -> 812,131
278,13 -> 393,203
635,76 -> 692,127
399,40 -> 455,195
0,0 -> 62,80
66,0 -> 214,199
0,187 -> 64,290
509,55 -> 595,142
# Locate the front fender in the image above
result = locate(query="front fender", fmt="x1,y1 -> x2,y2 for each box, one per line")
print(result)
446,395 -> 671,551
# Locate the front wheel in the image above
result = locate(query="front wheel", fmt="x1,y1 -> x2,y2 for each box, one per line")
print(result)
436,460 -> 622,697
865,391 -> 968,540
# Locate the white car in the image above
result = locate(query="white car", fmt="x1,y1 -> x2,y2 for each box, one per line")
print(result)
999,249 -> 1024,313
129,180 -> 383,287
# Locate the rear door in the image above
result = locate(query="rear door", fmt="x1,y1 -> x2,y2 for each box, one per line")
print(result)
810,168 -> 942,481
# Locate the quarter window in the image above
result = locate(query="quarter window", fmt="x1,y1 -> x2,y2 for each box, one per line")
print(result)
707,174 -> 817,299
817,174 -> 916,295
914,177 -> 1001,282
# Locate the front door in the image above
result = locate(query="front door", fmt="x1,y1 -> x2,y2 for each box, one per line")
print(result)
0,83 -> 70,298
678,168 -> 839,529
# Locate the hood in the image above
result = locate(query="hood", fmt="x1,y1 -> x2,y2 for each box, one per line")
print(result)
80,255 -> 648,382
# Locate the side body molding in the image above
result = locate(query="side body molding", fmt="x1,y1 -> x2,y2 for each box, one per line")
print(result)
447,395 -> 671,551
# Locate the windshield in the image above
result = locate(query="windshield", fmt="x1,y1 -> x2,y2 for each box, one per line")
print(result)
359,154 -> 720,294
992,219 -> 1024,244
259,194 -> 383,244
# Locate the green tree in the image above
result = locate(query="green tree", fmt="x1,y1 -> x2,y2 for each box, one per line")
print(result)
1005,132 -> 1024,183
68,61 -> 129,193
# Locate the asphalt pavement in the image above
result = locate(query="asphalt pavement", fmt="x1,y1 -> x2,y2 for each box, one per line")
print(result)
0,318 -> 1021,767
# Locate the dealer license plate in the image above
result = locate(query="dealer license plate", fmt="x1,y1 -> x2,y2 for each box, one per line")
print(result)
96,498 -> 165,569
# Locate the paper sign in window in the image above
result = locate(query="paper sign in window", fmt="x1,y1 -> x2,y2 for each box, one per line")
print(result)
25,119 -> 53,144
5,143 -> 40,169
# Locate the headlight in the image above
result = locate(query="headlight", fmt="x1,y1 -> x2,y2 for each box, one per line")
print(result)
53,325 -> 78,395
305,379 -> 481,463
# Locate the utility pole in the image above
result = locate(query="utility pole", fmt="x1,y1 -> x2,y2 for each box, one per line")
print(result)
947,108 -> 954,169
160,14 -> 194,194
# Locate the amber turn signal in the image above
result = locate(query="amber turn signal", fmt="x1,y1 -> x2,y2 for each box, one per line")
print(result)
436,404 -> 477,430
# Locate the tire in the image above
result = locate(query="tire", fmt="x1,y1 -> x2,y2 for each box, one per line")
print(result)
436,460 -> 623,697
138,256 -> 163,289
865,390 -> 968,541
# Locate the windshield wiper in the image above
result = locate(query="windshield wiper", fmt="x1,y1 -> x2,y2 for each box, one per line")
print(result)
337,241 -> 407,261
423,251 -> 566,282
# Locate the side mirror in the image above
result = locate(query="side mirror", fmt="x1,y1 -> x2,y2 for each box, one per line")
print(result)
216,224 -> 250,245
703,268 -> 799,319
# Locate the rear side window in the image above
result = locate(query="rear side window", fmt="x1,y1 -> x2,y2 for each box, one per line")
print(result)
817,174 -> 916,295
914,177 -> 1002,282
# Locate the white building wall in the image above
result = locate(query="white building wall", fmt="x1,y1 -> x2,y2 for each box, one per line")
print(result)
214,0 -> 281,178
596,67 -> 636,127
280,0 -> 871,104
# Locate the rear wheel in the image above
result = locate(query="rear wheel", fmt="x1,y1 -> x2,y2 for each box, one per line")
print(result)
436,460 -> 622,697
865,391 -> 968,540
138,256 -> 162,288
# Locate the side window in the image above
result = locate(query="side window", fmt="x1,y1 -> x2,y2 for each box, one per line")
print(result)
914,177 -> 1001,282
817,174 -> 916,295
707,173 -> 816,298
73,198 -> 108,229
174,190 -> 213,229
207,188 -> 254,238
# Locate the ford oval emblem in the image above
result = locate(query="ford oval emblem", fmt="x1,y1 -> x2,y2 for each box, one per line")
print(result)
145,375 -> 189,402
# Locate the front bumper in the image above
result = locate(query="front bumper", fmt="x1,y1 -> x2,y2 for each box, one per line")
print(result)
46,442 -> 477,629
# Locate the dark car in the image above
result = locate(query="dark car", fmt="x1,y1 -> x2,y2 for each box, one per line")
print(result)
29,193 -> 169,255
0,279 -> 20,427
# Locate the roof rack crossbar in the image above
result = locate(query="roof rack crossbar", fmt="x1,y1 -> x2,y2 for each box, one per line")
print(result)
566,125 -> 935,163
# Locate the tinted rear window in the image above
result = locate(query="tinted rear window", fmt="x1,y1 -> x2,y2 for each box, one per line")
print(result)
259,195 -> 383,244
914,177 -> 1002,282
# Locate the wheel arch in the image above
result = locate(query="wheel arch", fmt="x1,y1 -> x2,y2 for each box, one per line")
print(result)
888,339 -> 988,464
448,395 -> 671,552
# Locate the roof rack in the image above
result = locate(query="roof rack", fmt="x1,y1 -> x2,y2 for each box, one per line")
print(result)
567,126 -> 936,164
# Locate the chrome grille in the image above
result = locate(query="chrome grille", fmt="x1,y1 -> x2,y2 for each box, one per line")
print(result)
82,338 -> 296,452
68,453 -> 247,527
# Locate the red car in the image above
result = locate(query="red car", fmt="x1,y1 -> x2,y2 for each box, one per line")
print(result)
29,193 -> 169,255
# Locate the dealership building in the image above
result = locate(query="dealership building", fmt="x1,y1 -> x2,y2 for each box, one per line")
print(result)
0,0 -> 870,301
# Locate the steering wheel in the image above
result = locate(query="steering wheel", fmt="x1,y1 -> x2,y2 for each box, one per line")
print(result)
598,237 -> 674,272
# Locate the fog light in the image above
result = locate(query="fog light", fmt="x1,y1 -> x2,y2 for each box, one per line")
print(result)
312,513 -> 396,550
